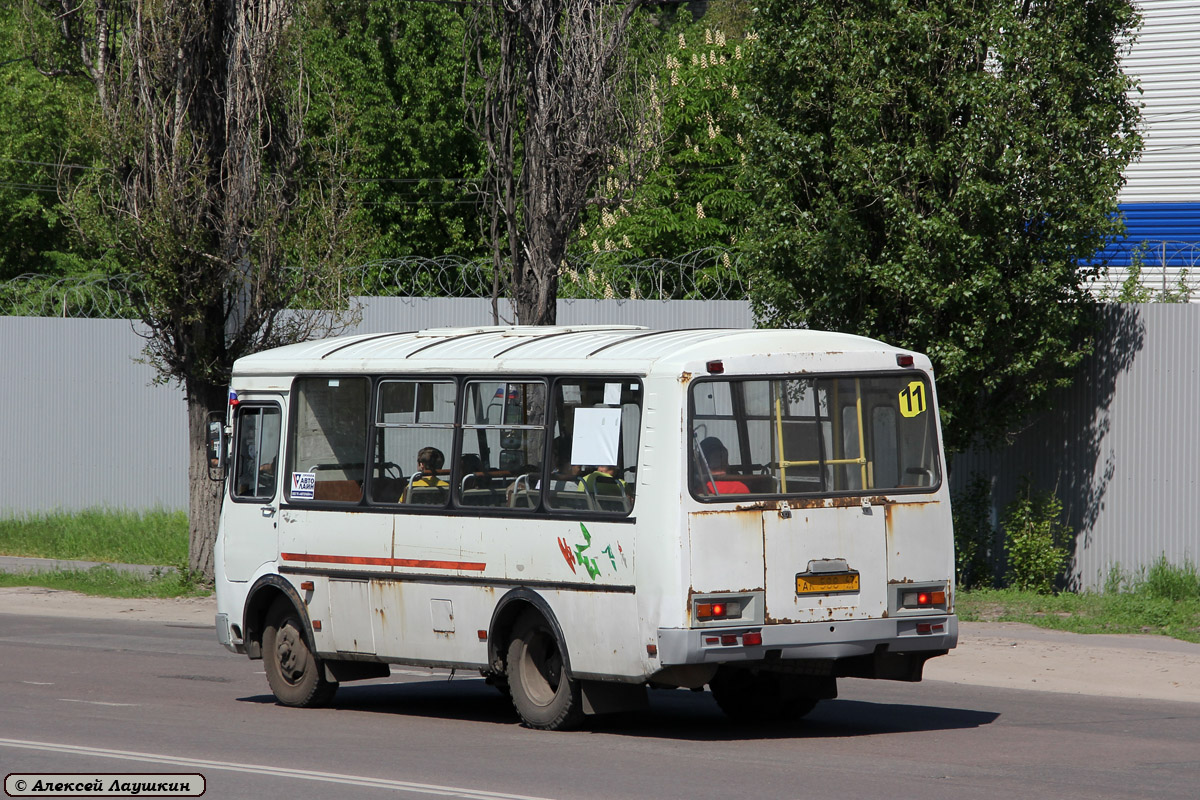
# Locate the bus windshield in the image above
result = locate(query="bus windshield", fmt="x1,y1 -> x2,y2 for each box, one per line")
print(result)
689,373 -> 941,498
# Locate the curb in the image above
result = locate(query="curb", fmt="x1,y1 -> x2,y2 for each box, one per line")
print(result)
0,555 -> 177,579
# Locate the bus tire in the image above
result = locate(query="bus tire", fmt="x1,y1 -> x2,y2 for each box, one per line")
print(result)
263,596 -> 338,708
506,610 -> 583,731
709,667 -> 820,723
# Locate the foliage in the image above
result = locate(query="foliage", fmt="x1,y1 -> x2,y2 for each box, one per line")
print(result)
741,0 -> 1143,453
1001,480 -> 1071,593
958,559 -> 1200,643
951,473 -> 995,590
0,6 -> 106,281
1108,252 -> 1197,303
301,0 -> 484,263
576,3 -> 757,259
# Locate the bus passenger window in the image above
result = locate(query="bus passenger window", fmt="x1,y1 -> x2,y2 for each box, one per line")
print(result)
287,377 -> 370,504
546,379 -> 641,514
458,381 -> 547,509
371,380 -> 455,506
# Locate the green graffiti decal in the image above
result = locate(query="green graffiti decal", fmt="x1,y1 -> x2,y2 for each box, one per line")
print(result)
575,523 -> 602,580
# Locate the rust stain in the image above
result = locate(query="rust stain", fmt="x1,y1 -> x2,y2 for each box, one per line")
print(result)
692,505 -> 767,518
679,371 -> 693,385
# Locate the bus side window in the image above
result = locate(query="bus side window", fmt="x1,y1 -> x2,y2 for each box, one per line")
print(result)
546,379 -> 641,514
287,377 -> 370,504
371,380 -> 455,506
458,381 -> 547,509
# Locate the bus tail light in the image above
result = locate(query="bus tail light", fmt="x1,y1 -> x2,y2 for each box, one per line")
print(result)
900,587 -> 947,609
741,631 -> 763,646
696,600 -> 741,620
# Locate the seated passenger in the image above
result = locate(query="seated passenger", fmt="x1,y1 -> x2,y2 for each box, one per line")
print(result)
402,446 -> 448,501
541,436 -> 581,491
699,437 -> 750,495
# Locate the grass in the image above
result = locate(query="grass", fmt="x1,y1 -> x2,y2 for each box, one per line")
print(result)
0,509 -> 207,598
0,566 -> 208,598
0,509 -> 188,565
958,558 -> 1200,644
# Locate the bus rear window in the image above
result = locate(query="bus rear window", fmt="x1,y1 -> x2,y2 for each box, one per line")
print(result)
689,374 -> 940,499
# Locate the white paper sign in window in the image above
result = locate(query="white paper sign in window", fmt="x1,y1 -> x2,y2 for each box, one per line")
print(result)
603,382 -> 622,406
570,407 -> 622,466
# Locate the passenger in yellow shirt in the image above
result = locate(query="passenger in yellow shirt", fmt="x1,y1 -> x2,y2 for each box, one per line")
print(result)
403,446 -> 449,503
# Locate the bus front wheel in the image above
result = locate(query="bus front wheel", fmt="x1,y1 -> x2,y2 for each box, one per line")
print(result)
263,597 -> 338,708
506,611 -> 583,731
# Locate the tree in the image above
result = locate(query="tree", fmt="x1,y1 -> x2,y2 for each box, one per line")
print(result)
742,0 -> 1142,452
302,0 -> 485,263
575,3 -> 756,259
466,0 -> 651,324
23,0 -> 360,579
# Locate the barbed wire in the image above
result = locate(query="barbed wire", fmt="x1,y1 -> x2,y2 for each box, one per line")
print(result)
0,249 -> 752,318
5,243 -> 1197,318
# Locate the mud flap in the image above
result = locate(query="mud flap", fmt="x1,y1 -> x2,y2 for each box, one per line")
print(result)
324,660 -> 391,683
580,680 -> 649,715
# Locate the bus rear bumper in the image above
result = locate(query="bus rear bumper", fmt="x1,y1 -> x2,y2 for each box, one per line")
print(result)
657,615 -> 958,667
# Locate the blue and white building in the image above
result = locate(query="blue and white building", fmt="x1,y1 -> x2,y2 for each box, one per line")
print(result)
1101,0 -> 1200,300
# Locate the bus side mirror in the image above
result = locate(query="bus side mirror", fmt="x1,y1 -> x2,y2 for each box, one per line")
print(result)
207,412 -> 227,482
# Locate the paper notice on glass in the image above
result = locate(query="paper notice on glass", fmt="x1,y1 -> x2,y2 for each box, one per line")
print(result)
603,382 -> 622,406
570,407 -> 622,466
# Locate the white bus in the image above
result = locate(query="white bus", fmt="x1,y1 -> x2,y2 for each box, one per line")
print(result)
211,326 -> 957,729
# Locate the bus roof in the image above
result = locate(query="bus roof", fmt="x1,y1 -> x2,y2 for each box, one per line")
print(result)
231,326 -> 923,376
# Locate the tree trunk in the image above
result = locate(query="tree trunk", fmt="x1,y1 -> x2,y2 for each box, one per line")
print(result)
185,378 -> 227,581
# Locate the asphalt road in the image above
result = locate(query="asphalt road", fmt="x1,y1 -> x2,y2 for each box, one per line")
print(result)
1,612 -> 1197,800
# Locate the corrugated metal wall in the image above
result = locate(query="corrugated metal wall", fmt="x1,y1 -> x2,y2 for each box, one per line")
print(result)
0,299 -> 752,516
951,303 -> 1200,589
1120,0 -> 1200,205
0,317 -> 190,514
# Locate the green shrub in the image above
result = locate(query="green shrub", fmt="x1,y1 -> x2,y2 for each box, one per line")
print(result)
1002,481 -> 1071,593
952,473 -> 995,589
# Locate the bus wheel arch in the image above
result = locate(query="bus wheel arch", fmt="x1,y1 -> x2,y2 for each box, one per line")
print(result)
243,575 -> 309,661
486,589 -> 570,677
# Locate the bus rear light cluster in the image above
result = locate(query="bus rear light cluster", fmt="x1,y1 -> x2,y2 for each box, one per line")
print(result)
703,630 -> 762,647
695,600 -> 741,620
900,589 -> 947,609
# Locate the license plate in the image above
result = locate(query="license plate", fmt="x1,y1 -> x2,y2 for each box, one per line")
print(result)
796,572 -> 860,595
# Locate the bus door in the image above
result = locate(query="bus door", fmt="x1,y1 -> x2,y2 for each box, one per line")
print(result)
222,396 -> 284,582
691,376 -> 890,624
760,374 -> 940,624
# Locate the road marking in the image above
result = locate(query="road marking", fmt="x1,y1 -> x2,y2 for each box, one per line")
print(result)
22,681 -> 53,686
0,738 -> 557,800
59,699 -> 139,707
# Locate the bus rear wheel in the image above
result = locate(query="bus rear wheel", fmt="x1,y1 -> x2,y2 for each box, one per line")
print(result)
709,667 -> 824,723
263,597 -> 338,708
506,611 -> 583,730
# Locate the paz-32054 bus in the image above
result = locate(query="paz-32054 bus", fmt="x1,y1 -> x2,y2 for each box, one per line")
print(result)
210,326 -> 957,730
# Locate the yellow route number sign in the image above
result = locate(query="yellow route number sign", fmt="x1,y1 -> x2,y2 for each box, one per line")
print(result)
898,381 -> 926,418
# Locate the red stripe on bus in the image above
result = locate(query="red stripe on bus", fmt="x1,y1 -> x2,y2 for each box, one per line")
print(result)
280,552 -> 486,571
